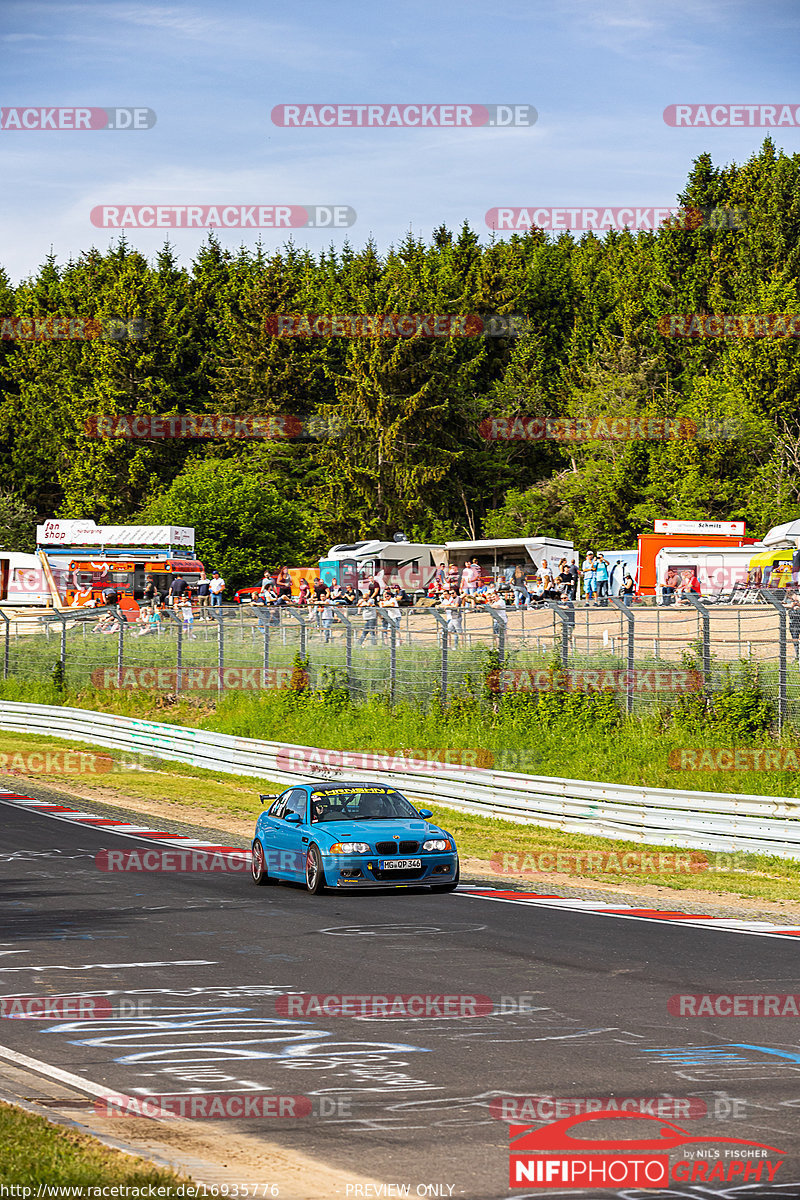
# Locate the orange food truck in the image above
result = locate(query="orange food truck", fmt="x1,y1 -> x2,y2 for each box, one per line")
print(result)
36,520 -> 201,613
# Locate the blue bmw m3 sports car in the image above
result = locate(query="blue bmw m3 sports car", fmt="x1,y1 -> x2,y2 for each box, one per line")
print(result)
251,780 -> 459,894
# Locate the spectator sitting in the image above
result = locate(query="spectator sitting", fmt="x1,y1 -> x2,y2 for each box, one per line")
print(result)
662,567 -> 680,606
342,584 -> 358,607
297,577 -> 311,606
94,610 -> 120,634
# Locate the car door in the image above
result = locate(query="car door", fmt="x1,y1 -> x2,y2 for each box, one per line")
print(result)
257,791 -> 289,876
270,788 -> 310,880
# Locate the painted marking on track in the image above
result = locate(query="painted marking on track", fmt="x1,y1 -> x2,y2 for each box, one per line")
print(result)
0,1040 -> 145,1109
458,889 -> 800,941
0,791 -> 243,853
0,960 -> 217,972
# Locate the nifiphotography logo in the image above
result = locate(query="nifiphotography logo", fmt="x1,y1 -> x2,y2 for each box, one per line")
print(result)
507,1110 -> 785,1189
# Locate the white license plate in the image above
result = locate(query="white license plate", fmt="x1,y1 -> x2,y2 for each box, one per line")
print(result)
380,858 -> 421,870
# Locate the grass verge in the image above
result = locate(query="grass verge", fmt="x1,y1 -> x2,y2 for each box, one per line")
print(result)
0,1101 -> 190,1191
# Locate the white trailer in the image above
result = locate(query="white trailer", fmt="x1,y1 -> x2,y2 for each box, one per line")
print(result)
654,545 -> 759,601
0,552 -> 52,607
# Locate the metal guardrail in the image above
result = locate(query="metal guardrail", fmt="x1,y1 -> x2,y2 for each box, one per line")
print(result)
1,700 -> 799,859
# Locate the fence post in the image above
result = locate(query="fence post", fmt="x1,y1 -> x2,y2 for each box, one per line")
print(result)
681,593 -> 711,686
389,619 -> 397,705
176,620 -> 183,693
610,598 -> 635,714
58,612 -> 67,683
284,609 -> 308,660
487,608 -> 507,665
263,621 -> 270,689
759,589 -> 788,733
215,609 -> 224,696
0,609 -> 9,680
548,600 -> 573,670
431,611 -> 450,702
332,609 -> 354,694
117,617 -> 124,689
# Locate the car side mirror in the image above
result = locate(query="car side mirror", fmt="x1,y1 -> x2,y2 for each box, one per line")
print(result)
285,812 -> 303,824
259,794 -> 277,806
418,809 -> 433,818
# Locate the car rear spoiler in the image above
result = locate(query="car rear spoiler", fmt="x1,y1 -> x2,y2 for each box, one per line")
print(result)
259,793 -> 277,806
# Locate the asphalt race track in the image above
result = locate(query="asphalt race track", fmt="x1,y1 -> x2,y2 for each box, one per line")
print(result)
1,787 -> 800,1199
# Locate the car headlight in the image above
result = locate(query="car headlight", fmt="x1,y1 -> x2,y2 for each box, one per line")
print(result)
423,839 -> 450,852
329,842 -> 370,855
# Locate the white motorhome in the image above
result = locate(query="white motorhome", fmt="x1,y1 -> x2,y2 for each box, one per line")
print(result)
654,545 -> 756,601
0,552 -> 52,607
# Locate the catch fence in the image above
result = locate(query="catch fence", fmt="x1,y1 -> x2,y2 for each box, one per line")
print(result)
0,595 -> 797,724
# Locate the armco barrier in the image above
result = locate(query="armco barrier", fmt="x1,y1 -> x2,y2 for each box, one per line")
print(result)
0,700 -> 799,858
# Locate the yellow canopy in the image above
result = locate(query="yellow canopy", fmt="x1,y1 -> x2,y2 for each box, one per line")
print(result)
749,549 -> 792,568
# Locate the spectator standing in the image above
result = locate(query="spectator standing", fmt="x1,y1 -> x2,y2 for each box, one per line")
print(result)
320,594 -> 335,643
358,594 -> 378,645
511,564 -> 530,609
380,589 -> 402,643
209,571 -> 225,607
567,560 -> 579,600
275,565 -> 292,600
595,555 -> 609,606
557,563 -> 572,599
196,570 -> 211,620
169,574 -> 187,608
486,589 -> 507,639
143,575 -> 158,611
440,589 -> 463,648
179,596 -> 195,638
581,552 -> 597,604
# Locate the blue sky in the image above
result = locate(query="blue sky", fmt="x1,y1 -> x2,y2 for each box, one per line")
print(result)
2,0 -> 799,282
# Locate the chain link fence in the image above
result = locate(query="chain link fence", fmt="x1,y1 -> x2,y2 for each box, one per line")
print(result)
0,595 -> 796,724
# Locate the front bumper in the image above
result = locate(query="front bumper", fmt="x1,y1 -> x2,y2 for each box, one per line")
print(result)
322,851 -> 459,888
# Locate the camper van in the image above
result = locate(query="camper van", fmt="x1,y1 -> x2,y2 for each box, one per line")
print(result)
0,552 -> 51,607
319,540 -> 446,595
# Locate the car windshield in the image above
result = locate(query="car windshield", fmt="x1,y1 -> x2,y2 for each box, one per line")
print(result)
310,788 -> 420,822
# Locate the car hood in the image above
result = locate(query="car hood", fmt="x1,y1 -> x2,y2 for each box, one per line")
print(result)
316,819 -> 448,844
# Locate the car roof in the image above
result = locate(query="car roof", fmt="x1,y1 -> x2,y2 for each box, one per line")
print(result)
303,780 -> 400,790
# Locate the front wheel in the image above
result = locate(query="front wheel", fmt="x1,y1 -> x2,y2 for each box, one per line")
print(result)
305,846 -> 327,894
430,862 -> 459,893
251,839 -> 271,886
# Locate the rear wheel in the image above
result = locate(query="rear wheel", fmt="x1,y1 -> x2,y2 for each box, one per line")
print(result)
305,846 -> 327,894
430,862 -> 459,893
251,839 -> 270,886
